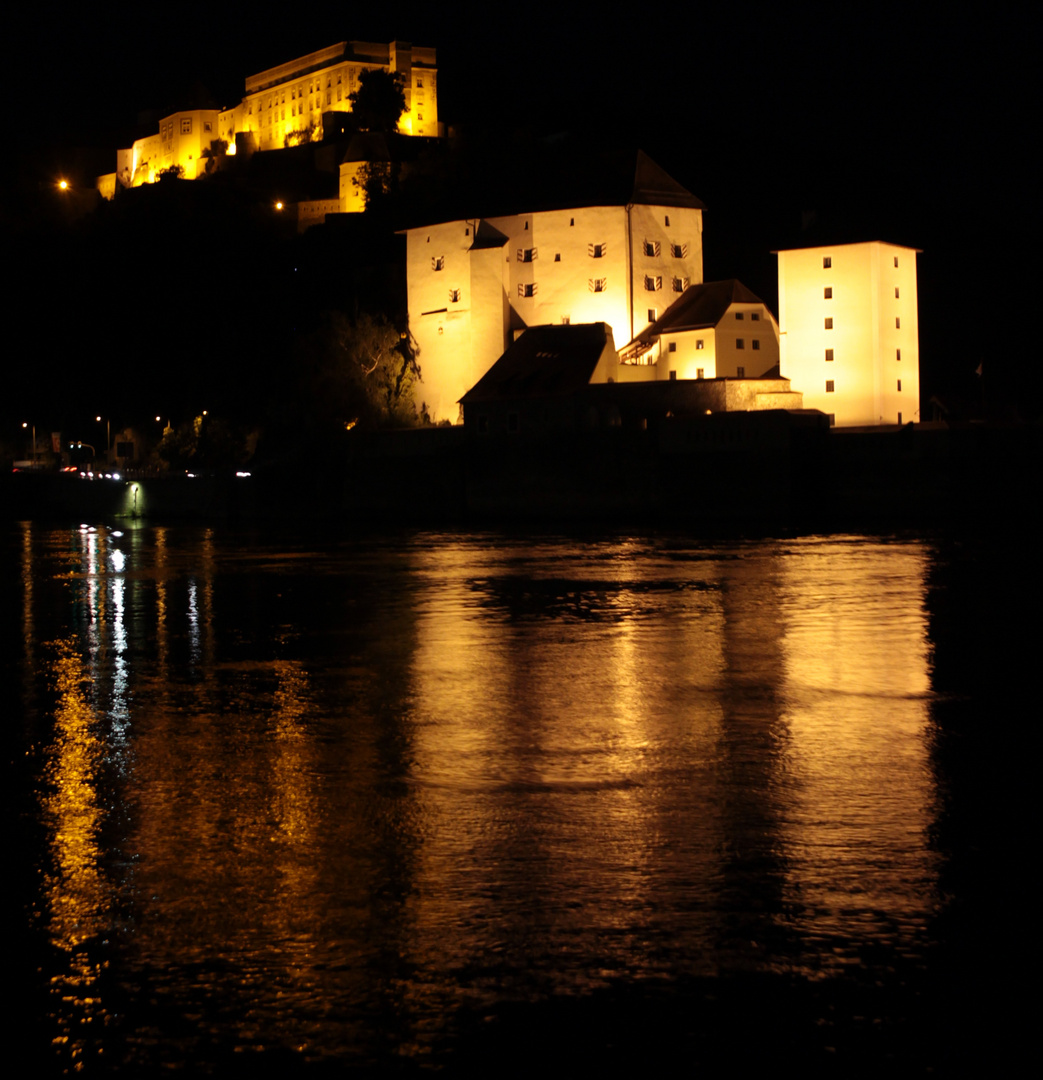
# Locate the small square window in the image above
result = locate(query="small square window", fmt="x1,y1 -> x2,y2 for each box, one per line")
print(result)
735,312 -> 744,320
647,308 -> 657,322
669,370 -> 677,381
825,318 -> 833,329
737,366 -> 745,378
825,348 -> 834,361
823,256 -> 832,268
752,340 -> 760,350
826,380 -> 835,392
554,253 -> 561,262
518,283 -> 537,297
518,247 -> 537,262
644,275 -> 662,291
824,287 -> 832,299
589,278 -> 607,293
643,240 -> 661,257
696,367 -> 705,379
751,312 -> 760,321
588,243 -> 606,258
696,340 -> 704,350
670,242 -> 688,258
736,338 -> 745,349
668,341 -> 676,352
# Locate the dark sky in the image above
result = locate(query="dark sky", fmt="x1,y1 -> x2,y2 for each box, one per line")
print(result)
4,3 -> 1030,406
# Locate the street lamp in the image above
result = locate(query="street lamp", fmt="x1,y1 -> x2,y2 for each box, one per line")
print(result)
22,421 -> 36,465
96,415 -> 111,462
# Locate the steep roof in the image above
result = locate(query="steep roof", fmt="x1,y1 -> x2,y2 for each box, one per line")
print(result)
631,151 -> 705,209
461,324 -> 612,403
625,280 -> 768,352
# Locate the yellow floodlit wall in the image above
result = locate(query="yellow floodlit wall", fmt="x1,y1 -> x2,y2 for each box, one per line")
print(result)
406,204 -> 704,423
777,241 -> 920,426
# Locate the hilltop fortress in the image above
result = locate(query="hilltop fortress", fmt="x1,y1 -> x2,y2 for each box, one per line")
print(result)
97,40 -> 438,195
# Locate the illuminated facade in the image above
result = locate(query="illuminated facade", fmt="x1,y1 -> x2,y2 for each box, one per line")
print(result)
616,280 -> 781,383
776,242 -> 920,426
405,153 -> 705,423
103,40 -> 437,192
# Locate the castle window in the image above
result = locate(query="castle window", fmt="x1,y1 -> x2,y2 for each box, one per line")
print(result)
895,287 -> 900,298
669,370 -> 677,381
554,253 -> 561,262
643,240 -> 661,257
647,308 -> 657,322
824,287 -> 833,299
432,256 -> 444,271
896,348 -> 901,361
752,340 -> 760,350
517,247 -> 537,262
181,118 -> 192,133
589,278 -> 607,292
668,342 -> 676,352
823,256 -> 832,268
696,368 -> 705,379
570,218 -> 575,226
562,316 -> 570,324
894,256 -> 899,267
696,340 -> 705,350
897,379 -> 902,391
751,312 -> 760,321
735,312 -> 744,320
672,277 -> 689,293
204,121 -> 212,133
826,380 -> 835,392
665,215 -> 670,226
644,275 -> 662,291
736,339 -> 745,349
825,318 -> 833,329
448,288 -> 461,303
896,317 -> 901,328
588,243 -> 606,258
518,283 -> 538,297
671,242 -> 688,258
825,348 -> 834,361
737,367 -> 745,378
417,79 -> 423,88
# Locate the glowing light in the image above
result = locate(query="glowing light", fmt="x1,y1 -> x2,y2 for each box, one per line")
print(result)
58,179 -> 69,191
275,201 -> 284,211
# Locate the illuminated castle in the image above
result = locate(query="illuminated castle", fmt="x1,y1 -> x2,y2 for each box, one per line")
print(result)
404,153 -> 706,423
98,40 -> 437,195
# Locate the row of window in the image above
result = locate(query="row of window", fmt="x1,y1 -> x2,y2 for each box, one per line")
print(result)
823,317 -> 901,329
822,255 -> 901,268
824,380 -> 902,393
825,348 -> 903,361
821,286 -> 901,299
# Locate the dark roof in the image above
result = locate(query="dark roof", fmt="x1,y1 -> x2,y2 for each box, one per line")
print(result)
470,218 -> 508,250
625,280 -> 767,351
631,151 -> 705,209
461,324 -> 611,403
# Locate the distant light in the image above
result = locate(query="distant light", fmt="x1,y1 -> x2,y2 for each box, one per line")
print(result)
112,472 -> 121,481
275,201 -> 284,211
235,471 -> 251,478
155,416 -> 161,422
58,179 -> 69,191
96,415 -> 101,422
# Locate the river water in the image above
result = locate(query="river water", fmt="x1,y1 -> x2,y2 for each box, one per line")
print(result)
4,523 -> 1031,1075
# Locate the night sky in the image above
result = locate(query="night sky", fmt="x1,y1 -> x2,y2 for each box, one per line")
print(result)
2,3 -> 1030,416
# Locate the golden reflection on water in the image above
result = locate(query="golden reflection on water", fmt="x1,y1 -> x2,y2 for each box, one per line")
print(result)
22,527 -> 940,1067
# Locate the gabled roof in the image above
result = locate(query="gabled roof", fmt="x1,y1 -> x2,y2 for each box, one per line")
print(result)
461,324 -> 612,403
631,151 -> 705,209
624,280 -> 768,352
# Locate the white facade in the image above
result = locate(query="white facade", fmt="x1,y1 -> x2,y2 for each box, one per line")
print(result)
406,197 -> 704,422
776,241 -> 920,426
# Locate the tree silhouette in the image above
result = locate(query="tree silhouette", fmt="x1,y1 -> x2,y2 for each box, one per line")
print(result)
349,70 -> 407,133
